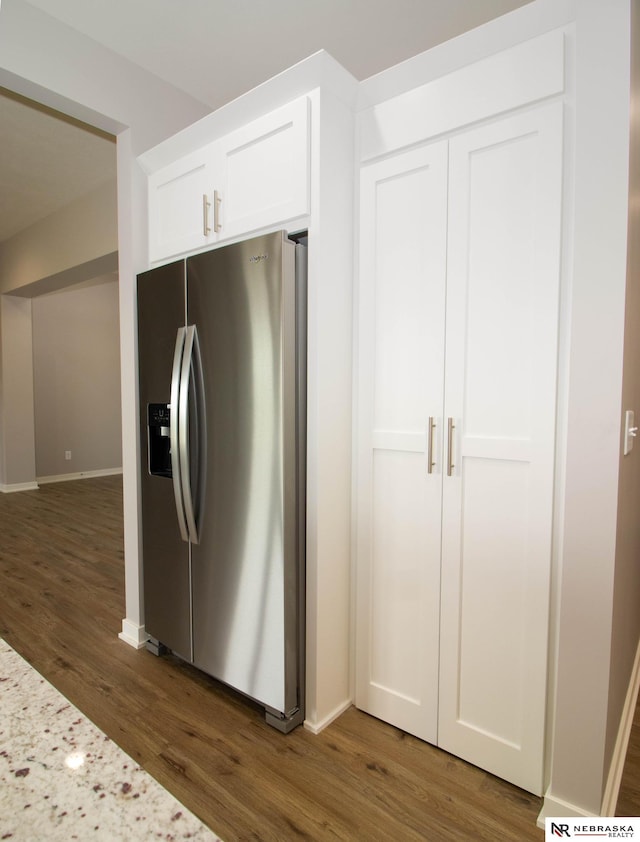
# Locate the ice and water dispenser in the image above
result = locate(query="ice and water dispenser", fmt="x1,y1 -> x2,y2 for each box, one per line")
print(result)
147,403 -> 172,478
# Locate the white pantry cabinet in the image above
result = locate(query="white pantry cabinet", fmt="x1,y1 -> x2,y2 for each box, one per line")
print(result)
355,139 -> 449,746
148,96 -> 310,262
355,102 -> 563,795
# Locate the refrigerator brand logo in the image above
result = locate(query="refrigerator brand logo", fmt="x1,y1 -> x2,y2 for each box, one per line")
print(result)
249,253 -> 269,263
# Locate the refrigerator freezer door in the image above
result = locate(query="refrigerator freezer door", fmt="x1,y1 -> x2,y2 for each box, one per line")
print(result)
137,260 -> 192,662
187,232 -> 300,716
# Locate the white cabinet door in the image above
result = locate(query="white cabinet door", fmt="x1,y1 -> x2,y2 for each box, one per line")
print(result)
148,146 -> 217,262
354,102 -> 562,795
148,97 -> 310,263
438,103 -> 563,795
355,141 -> 448,743
214,97 -> 310,241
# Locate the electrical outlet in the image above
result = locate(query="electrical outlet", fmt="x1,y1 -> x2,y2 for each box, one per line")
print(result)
65,450 -> 72,461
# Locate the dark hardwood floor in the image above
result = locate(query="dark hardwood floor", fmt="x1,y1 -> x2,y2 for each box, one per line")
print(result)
0,476 -> 554,840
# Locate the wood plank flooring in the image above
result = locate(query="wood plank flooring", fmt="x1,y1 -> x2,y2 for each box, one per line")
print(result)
0,476 -> 552,840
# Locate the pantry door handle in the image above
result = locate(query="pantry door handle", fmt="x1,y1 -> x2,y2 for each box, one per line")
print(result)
427,417 -> 436,474
447,417 -> 455,477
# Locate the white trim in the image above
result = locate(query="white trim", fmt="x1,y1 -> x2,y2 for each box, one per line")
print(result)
601,636 -> 640,816
37,467 -> 123,485
0,481 -> 39,493
359,29 -> 565,162
537,794 -> 594,828
357,0 -> 575,109
118,619 -> 149,650
537,635 -> 640,829
303,699 -> 352,735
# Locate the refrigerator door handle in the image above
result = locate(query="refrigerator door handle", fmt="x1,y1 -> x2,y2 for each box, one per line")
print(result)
178,325 -> 203,545
170,327 -> 190,542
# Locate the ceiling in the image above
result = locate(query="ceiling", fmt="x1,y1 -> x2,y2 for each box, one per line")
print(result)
0,0 -> 531,244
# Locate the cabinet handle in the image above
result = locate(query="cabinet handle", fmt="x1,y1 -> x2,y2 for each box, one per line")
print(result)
427,417 -> 436,474
203,194 -> 211,235
213,189 -> 222,233
447,417 -> 455,477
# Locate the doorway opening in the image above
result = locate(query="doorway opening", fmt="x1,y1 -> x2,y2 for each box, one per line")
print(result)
0,86 -> 120,490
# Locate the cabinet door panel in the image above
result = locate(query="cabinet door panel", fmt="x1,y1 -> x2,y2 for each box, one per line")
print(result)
355,142 -> 448,743
370,450 -> 434,704
455,457 -> 531,747
216,97 -> 310,239
148,148 -> 216,261
439,103 -> 563,794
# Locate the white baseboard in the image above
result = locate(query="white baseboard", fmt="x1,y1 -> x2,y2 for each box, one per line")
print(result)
537,795 -> 594,828
538,634 -> 640,827
37,467 -> 123,485
118,619 -> 149,650
304,698 -> 352,735
0,481 -> 39,493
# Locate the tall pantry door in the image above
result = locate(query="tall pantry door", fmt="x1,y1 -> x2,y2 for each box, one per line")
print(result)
438,104 -> 563,794
354,102 -> 563,794
355,141 -> 449,743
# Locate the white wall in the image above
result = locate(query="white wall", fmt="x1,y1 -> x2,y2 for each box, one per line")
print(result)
545,0 -> 632,815
0,181 -> 120,491
0,0 -> 212,644
32,277 -> 122,480
0,0 -> 211,156
607,0 -> 640,788
0,294 -> 36,489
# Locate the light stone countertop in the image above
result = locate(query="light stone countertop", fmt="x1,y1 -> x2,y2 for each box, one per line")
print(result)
0,637 -> 222,841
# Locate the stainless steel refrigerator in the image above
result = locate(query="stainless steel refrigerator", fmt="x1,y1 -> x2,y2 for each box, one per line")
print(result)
137,230 -> 306,733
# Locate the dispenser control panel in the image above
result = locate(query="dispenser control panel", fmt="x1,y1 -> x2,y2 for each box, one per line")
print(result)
148,403 -> 170,428
147,403 -> 172,478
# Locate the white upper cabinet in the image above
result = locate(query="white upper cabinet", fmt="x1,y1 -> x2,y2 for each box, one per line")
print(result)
213,97 -> 310,241
147,96 -> 310,262
148,146 -> 217,262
